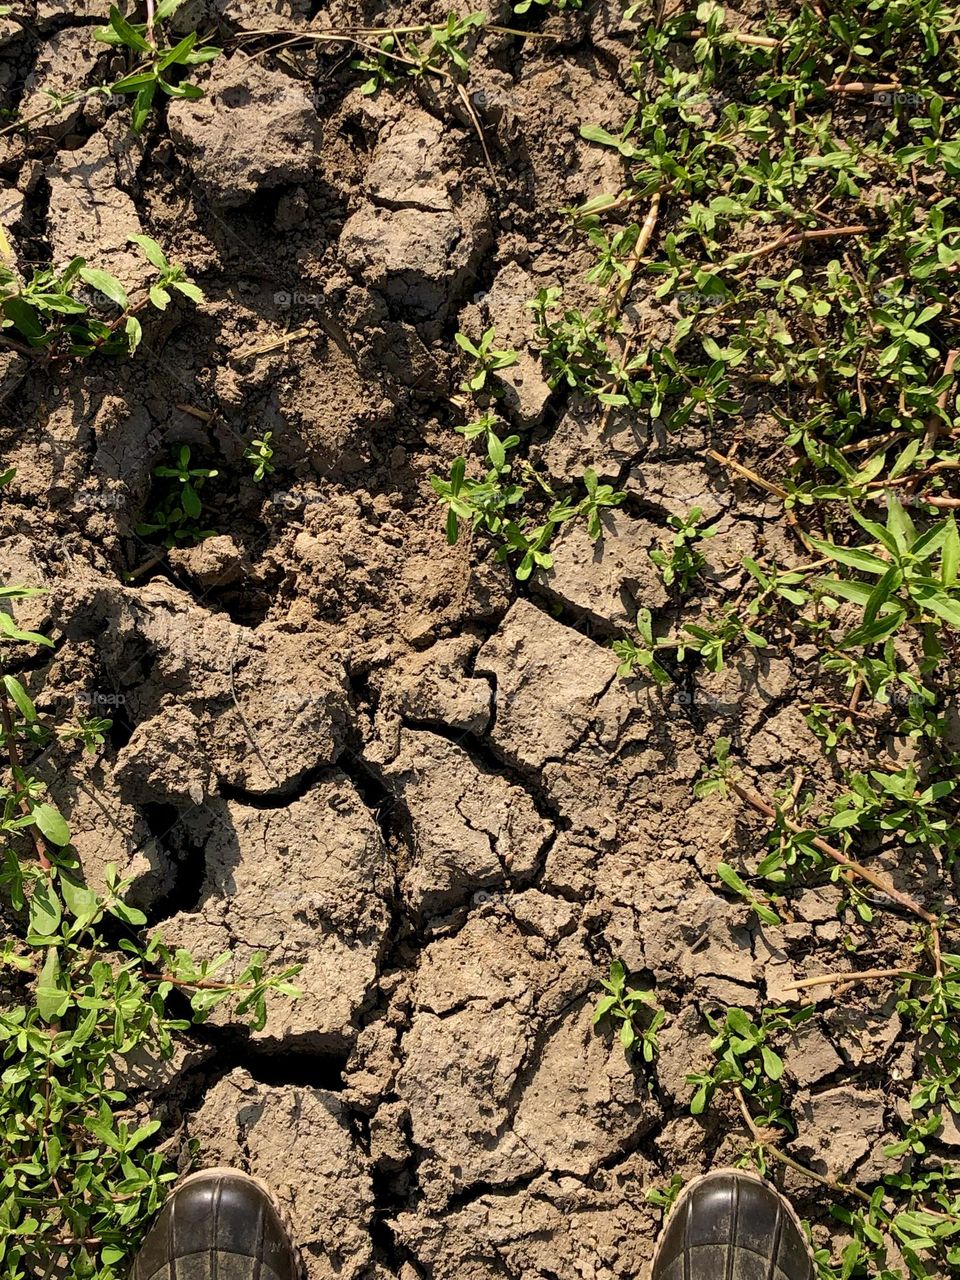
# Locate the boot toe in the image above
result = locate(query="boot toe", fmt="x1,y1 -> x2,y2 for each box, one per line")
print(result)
131,1170 -> 299,1280
651,1171 -> 814,1280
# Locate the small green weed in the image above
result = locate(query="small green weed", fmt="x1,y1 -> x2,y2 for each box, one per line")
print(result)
649,506 -> 720,593
96,2 -> 221,135
715,861 -> 781,927
687,1004 -> 811,1129
0,236 -> 203,359
244,431 -> 276,482
135,444 -> 219,548
594,960 -> 664,1063
455,326 -> 518,393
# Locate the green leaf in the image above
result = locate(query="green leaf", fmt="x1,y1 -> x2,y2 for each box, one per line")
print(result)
761,1046 -> 784,1080
33,802 -> 71,847
911,586 -> 960,630
941,519 -> 959,587
78,267 -> 129,310
60,875 -> 99,921
172,280 -> 203,303
158,30 -> 197,70
131,79 -> 157,134
29,880 -> 62,937
125,313 -> 142,353
108,4 -> 152,52
593,994 -> 618,1025
36,948 -> 70,1023
580,123 -> 624,149
807,535 -> 889,576
716,861 -> 750,898
129,233 -> 170,271
2,675 -> 36,721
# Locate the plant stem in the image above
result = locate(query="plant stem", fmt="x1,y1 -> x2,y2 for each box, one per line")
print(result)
783,967 -> 924,993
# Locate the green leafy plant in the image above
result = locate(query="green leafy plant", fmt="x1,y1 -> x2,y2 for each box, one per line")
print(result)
810,497 -> 960,647
96,2 -> 221,135
687,1005 -> 810,1128
649,506 -> 720,592
244,431 -> 276,482
0,238 -> 203,359
135,444 -> 219,547
715,861 -> 782,926
455,326 -> 518,393
593,959 -> 665,1063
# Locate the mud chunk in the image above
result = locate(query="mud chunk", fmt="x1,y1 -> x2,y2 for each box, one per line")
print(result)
396,1164 -> 659,1280
168,56 -> 321,206
376,729 -> 551,915
512,999 -> 659,1175
45,756 -> 173,908
792,1086 -> 886,1177
627,459 -> 730,521
37,0 -> 109,17
20,28 -> 102,140
365,109 -> 452,210
67,582 -> 352,797
371,637 -> 491,737
397,912 -> 645,1208
46,132 -> 147,285
542,394 -> 645,483
475,599 -> 626,772
538,510 -> 668,628
481,260 -> 552,426
162,773 -> 391,1051
188,1070 -> 374,1280
785,1024 -> 844,1087
339,109 -> 489,320
166,533 -> 248,586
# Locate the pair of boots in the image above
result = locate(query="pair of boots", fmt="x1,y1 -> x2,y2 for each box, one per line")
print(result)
130,1166 -> 815,1280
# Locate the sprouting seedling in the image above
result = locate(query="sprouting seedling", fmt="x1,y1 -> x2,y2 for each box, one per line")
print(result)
650,506 -> 720,593
96,2 -> 221,135
693,736 -> 733,798
128,233 -> 203,309
594,959 -> 665,1063
136,444 -> 219,547
244,431 -> 275,482
579,467 -> 626,539
455,326 -> 518,392
613,607 -> 672,683
153,444 -> 217,517
716,861 -> 782,926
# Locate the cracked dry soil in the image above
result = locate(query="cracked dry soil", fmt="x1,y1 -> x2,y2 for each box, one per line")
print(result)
0,3 -> 935,1278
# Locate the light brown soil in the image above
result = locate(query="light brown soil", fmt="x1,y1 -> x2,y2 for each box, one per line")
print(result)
0,4 -> 929,1278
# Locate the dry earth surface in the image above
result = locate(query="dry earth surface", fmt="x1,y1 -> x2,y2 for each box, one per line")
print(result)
0,2 -> 949,1279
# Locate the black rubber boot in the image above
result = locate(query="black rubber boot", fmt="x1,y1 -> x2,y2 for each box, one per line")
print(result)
130,1168 -> 300,1280
650,1169 -> 815,1280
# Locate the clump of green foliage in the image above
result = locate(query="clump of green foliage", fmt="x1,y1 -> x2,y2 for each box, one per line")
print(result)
96,2 -> 221,135
135,444 -> 219,548
649,506 -> 720,593
593,960 -> 664,1064
352,12 -> 485,94
0,235 -> 202,359
0,484 -> 299,1277
431,327 -> 625,578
